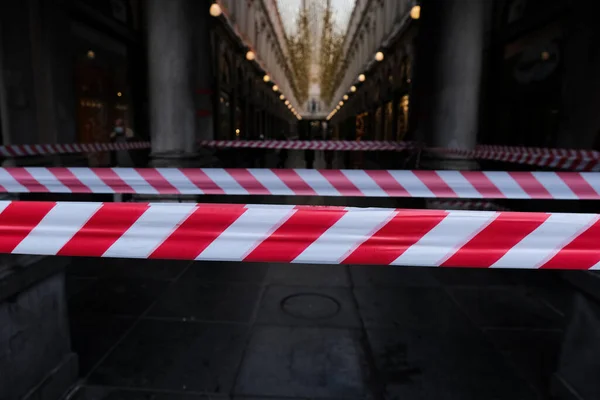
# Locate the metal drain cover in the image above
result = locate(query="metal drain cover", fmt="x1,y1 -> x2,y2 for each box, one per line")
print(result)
281,293 -> 341,320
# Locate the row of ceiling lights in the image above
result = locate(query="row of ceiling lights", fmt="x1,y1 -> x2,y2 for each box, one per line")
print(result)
326,5 -> 421,121
210,2 -> 301,120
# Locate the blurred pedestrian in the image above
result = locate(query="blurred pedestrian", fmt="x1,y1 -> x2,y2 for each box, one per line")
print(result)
110,118 -> 135,202
110,118 -> 134,167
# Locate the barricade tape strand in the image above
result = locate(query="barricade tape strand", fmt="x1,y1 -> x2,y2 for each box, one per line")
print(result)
3,167 -> 600,199
0,200 -> 598,269
0,141 -> 151,157
198,140 -> 407,151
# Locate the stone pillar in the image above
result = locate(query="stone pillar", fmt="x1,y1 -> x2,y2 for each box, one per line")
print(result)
147,0 -> 215,167
413,0 -> 485,169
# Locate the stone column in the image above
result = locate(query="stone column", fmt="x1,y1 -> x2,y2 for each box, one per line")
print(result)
147,0 -> 215,167
413,0 -> 485,169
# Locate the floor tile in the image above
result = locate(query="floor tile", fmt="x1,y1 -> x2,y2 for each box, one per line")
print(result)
68,278 -> 168,316
353,287 -> 471,330
234,326 -> 368,399
367,328 -> 537,400
66,277 -> 97,298
88,320 -> 248,394
186,261 -> 269,284
69,315 -> 135,376
70,385 -> 227,399
256,286 -> 360,328
350,266 -> 439,288
266,264 -> 350,287
67,258 -> 190,280
148,281 -> 262,323
449,287 -> 564,329
429,268 -> 517,287
486,328 -> 563,397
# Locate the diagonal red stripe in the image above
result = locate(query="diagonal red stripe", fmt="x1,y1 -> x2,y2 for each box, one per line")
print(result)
442,212 -> 549,268
318,170 -> 364,196
57,203 -> 148,257
509,172 -> 552,199
343,210 -> 447,265
225,168 -> 270,195
244,207 -> 346,263
5,168 -> 49,192
50,167 -> 92,193
412,171 -> 457,198
179,168 -> 225,194
0,202 -> 56,252
541,217 -> 600,270
271,169 -> 316,195
461,171 -> 505,198
91,168 -> 135,193
135,168 -> 180,194
365,170 -> 411,197
150,205 -> 247,260
557,172 -> 600,200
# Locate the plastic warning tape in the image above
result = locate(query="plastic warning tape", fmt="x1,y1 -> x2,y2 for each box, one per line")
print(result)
2,167 -> 600,200
0,201 -> 598,269
439,146 -> 600,171
0,141 -> 151,157
198,139 -> 406,151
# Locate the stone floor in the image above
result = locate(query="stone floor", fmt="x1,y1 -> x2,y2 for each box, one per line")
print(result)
63,151 -> 576,399
64,258 -> 572,400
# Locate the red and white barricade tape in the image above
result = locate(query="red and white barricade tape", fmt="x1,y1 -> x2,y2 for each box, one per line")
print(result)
198,140 -> 407,151
2,167 -> 600,200
0,200 -> 598,269
439,146 -> 600,171
0,141 -> 151,157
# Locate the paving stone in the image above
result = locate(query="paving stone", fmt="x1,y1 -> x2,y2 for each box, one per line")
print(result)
186,261 -> 269,284
148,281 -> 262,323
68,278 -> 168,316
89,320 -> 248,394
257,286 -> 360,328
235,326 -> 369,399
69,315 -> 135,376
266,263 -> 350,287
429,268 -> 517,287
66,276 -> 97,298
70,385 -> 227,399
367,328 -> 537,400
353,287 -> 471,330
350,265 -> 439,288
449,287 -> 564,329
486,328 -> 563,397
67,258 -> 191,280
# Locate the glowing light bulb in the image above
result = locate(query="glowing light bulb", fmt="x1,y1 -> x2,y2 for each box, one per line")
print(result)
246,51 -> 255,61
410,5 -> 421,20
263,75 -> 270,82
375,51 -> 384,62
343,95 -> 348,100
209,3 -> 222,17
350,86 -> 357,92
358,74 -> 366,82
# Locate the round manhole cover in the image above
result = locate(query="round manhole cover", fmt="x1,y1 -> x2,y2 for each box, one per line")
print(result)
281,293 -> 341,320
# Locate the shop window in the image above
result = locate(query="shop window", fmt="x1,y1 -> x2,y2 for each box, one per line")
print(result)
375,106 -> 383,140
219,92 -> 232,139
235,103 -> 244,139
384,101 -> 393,140
397,95 -> 409,141
72,23 -> 133,166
